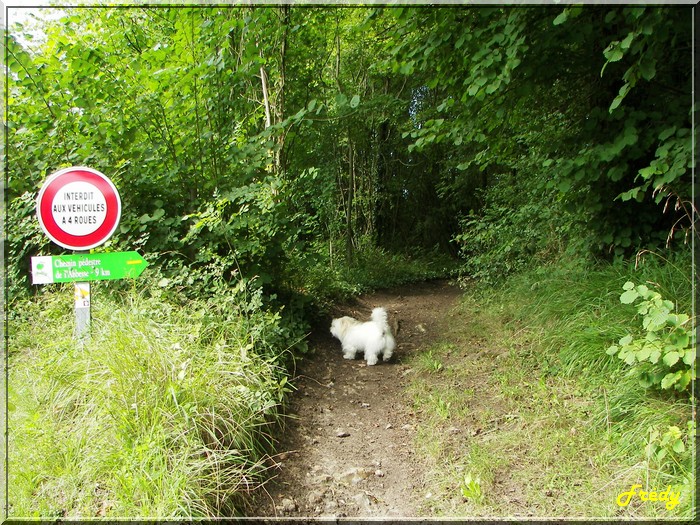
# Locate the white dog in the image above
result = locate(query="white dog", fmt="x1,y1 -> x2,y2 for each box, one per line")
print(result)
330,307 -> 395,366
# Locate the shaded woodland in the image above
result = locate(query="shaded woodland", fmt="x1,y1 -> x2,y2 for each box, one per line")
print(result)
6,6 -> 694,295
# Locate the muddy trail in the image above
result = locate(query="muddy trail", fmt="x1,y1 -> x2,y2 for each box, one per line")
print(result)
251,280 -> 464,518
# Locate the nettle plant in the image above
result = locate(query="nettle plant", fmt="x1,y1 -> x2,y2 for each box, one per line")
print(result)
607,282 -> 696,393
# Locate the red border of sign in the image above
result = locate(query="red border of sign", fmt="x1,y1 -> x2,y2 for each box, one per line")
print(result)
37,167 -> 122,250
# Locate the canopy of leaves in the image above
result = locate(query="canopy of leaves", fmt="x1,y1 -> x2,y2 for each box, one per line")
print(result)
6,6 -> 693,297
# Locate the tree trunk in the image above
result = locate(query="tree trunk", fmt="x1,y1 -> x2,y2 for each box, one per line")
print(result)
345,138 -> 355,261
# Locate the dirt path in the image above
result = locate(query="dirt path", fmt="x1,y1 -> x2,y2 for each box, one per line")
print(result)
251,280 -> 464,518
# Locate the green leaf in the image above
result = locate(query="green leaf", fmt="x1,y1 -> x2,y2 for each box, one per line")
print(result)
603,43 -> 624,63
399,60 -> 414,75
335,93 -> 348,107
618,187 -> 642,202
681,348 -> 695,366
557,179 -> 571,193
349,94 -> 360,108
639,57 -> 656,81
609,83 -> 631,112
638,372 -> 654,388
620,289 -> 639,304
636,346 -> 651,362
662,351 -> 680,367
660,371 -> 680,389
671,313 -> 689,327
552,10 -> 568,25
620,32 -> 635,50
619,334 -> 634,346
644,310 -> 669,331
485,80 -> 501,95
658,126 -> 677,141
672,439 -> 685,454
606,345 -> 619,356
675,370 -> 692,391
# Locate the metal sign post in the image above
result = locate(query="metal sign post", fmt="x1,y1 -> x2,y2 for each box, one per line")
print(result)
74,281 -> 91,341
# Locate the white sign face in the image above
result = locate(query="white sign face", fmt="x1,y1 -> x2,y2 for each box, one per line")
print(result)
31,256 -> 54,285
50,180 -> 108,236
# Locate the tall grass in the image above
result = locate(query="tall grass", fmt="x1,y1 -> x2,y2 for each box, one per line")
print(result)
486,251 -> 693,375
8,284 -> 294,517
478,251 -> 695,515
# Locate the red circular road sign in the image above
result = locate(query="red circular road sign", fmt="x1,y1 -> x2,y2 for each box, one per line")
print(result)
37,166 -> 122,250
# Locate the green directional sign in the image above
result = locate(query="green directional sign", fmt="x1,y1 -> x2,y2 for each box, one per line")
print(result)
31,251 -> 149,284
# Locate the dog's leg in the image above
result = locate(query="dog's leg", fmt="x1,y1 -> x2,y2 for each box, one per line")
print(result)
365,344 -> 380,366
382,335 -> 395,362
343,346 -> 357,360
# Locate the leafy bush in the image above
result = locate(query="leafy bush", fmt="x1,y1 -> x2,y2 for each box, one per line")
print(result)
285,242 -> 459,310
453,174 -> 578,284
606,281 -> 695,393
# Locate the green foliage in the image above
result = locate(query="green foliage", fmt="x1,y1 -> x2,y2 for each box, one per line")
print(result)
7,6 -> 692,299
459,473 -> 484,505
6,7 -> 299,298
645,421 -> 695,477
385,6 -> 692,268
285,242 -> 459,310
453,177 -> 570,284
607,282 -> 695,393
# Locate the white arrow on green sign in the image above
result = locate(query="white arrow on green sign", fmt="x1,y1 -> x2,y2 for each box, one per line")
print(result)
31,251 -> 149,284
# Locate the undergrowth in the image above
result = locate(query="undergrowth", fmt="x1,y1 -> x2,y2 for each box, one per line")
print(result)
7,282 -> 295,518
287,243 -> 460,310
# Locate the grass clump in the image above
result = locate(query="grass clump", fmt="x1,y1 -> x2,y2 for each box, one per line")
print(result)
409,252 -> 695,518
8,284 -> 294,518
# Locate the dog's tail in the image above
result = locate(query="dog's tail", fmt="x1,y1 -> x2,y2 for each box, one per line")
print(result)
371,307 -> 390,331
372,307 -> 395,362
